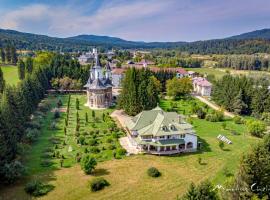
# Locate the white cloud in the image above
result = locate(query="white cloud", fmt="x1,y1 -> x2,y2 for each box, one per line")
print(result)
0,0 -> 270,41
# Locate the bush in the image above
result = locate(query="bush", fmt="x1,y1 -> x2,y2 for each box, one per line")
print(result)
54,110 -> 60,119
78,136 -> 86,145
89,177 -> 110,192
233,116 -> 244,124
108,144 -> 116,150
88,139 -> 98,146
206,110 -> 224,122
106,137 -> 113,143
147,167 -> 161,178
246,120 -> 266,138
81,155 -> 97,174
89,147 -> 100,154
117,148 -> 127,156
219,140 -> 224,149
197,108 -> 206,119
25,180 -> 54,197
2,161 -> 25,184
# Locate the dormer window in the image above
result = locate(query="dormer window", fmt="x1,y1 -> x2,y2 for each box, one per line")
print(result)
169,124 -> 175,131
161,125 -> 167,131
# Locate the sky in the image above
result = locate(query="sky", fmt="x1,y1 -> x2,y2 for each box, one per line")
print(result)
0,0 -> 270,42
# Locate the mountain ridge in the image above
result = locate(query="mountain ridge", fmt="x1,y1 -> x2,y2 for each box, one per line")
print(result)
1,28 -> 270,53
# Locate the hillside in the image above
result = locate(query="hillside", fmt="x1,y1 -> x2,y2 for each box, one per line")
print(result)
1,28 -> 270,53
229,28 -> 270,39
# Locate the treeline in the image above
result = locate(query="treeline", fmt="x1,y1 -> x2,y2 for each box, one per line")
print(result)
0,65 -> 51,184
216,54 -> 270,71
0,52 -> 89,184
17,53 -> 89,88
155,57 -> 202,68
212,74 -> 270,116
118,68 -> 161,116
0,45 -> 18,64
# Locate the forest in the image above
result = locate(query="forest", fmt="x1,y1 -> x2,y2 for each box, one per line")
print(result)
0,52 -> 90,184
2,28 -> 270,54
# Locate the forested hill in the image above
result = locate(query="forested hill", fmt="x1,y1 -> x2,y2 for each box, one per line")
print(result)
228,29 -> 270,40
1,28 -> 270,54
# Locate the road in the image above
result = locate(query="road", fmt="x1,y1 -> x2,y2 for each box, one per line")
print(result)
194,95 -> 235,118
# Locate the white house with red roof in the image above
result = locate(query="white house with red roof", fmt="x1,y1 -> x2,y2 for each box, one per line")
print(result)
193,77 -> 212,96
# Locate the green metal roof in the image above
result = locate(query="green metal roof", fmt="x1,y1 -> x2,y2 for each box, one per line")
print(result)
135,138 -> 185,147
125,106 -> 195,137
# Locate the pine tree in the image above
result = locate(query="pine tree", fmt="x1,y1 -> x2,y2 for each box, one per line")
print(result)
76,98 -> 79,110
232,90 -> 247,114
10,46 -> 17,64
17,60 -> 25,80
85,112 -> 88,123
5,45 -> 11,63
25,57 -> 33,74
0,48 -> 5,63
0,67 -> 5,93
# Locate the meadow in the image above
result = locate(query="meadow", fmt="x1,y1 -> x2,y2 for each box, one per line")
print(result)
0,65 -> 19,85
0,95 -> 260,200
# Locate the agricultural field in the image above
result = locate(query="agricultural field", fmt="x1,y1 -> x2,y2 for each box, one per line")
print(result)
0,65 -> 19,85
0,96 -> 260,200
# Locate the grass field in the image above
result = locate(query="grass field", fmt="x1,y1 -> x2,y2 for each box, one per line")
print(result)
186,67 -> 270,80
0,65 -> 19,85
0,96 -> 260,200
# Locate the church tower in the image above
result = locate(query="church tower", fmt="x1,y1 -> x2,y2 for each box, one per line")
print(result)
84,48 -> 113,109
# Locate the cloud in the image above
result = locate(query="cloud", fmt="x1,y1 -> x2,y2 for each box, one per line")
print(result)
0,0 -> 270,41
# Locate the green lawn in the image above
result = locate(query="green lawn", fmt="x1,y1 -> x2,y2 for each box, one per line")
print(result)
185,67 -> 227,79
0,96 -> 260,200
0,65 -> 19,85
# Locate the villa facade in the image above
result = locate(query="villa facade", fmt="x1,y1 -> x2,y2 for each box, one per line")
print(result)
124,106 -> 197,155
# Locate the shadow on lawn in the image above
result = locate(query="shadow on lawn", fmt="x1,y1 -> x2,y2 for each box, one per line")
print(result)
92,168 -> 110,176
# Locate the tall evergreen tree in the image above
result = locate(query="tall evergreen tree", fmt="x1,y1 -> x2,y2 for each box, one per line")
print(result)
232,90 -> 247,114
0,67 -> 5,93
0,48 -> 5,63
18,60 -> 25,80
25,57 -> 33,74
5,45 -> 11,63
10,46 -> 17,64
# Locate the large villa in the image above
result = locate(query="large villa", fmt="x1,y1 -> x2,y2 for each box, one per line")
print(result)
124,106 -> 198,155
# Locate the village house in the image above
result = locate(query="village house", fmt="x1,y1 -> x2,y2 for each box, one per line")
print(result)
192,77 -> 212,96
124,106 -> 197,155
112,68 -> 126,88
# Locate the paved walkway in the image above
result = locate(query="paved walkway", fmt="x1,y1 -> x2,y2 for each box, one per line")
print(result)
194,95 -> 235,118
119,137 -> 140,154
111,110 -> 140,154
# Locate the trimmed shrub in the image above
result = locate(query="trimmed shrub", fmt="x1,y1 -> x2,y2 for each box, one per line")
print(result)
233,116 -> 244,124
147,167 -> 161,178
117,148 -> 127,156
108,144 -> 116,150
54,110 -> 60,119
81,155 -> 97,174
106,137 -> 113,143
88,138 -> 98,146
78,136 -> 86,145
89,147 -> 100,154
25,180 -> 54,197
89,178 -> 110,192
